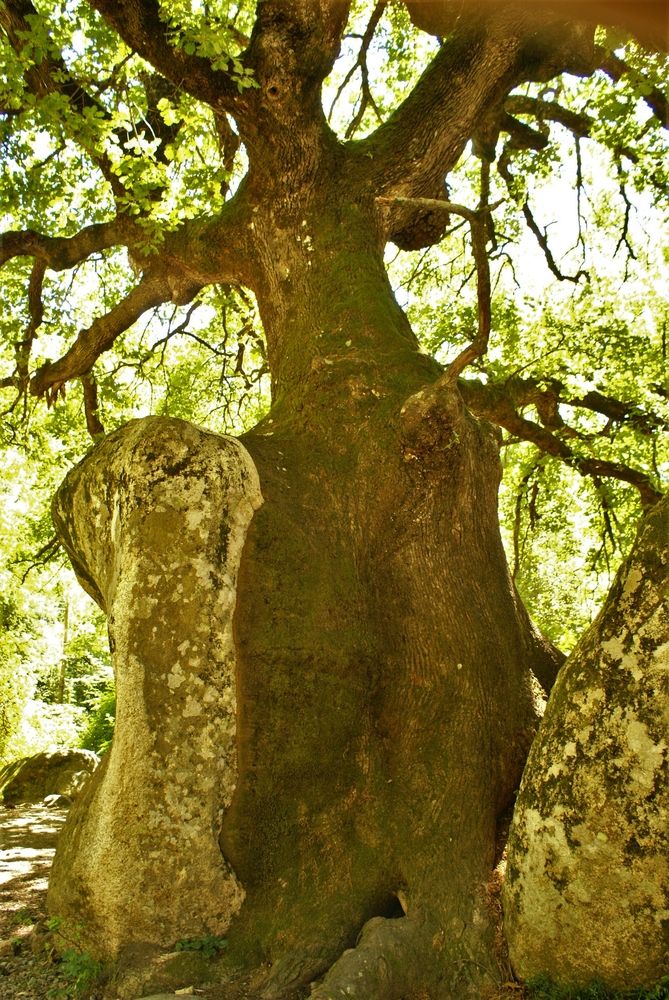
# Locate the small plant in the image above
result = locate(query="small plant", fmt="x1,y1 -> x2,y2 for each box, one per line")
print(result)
9,907 -> 36,926
175,934 -> 228,959
44,917 -> 104,998
46,948 -> 103,999
526,974 -> 669,1000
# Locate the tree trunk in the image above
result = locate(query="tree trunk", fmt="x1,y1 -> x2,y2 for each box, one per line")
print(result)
503,491 -> 669,991
47,181 -> 561,999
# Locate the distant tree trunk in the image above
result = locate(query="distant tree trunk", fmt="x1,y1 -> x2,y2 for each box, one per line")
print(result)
503,491 -> 669,992
48,179 -> 562,998
56,598 -> 69,704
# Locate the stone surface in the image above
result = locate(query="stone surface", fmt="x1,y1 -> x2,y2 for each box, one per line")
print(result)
46,417 -> 263,958
503,493 -> 669,989
0,750 -> 99,805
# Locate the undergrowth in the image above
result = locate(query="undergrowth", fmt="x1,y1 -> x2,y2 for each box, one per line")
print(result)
527,974 -> 669,1000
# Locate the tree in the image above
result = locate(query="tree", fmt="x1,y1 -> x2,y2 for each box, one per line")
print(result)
0,1 -> 667,997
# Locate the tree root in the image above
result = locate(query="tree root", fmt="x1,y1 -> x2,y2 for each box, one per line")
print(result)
308,915 -> 434,1000
305,911 -> 501,1000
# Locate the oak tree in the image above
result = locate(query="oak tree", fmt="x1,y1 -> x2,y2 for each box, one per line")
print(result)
1,1 -> 668,997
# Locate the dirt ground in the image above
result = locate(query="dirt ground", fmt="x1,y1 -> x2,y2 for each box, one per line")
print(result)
0,803 -> 75,999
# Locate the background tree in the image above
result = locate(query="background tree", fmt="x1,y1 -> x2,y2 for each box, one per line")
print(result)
0,1 -> 667,998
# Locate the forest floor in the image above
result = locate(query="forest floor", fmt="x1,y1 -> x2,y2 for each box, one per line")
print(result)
0,803 -> 525,1000
0,803 -> 74,1000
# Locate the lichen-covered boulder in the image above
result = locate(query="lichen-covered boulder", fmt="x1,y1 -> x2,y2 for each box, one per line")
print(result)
46,417 -> 262,959
503,493 -> 669,989
0,749 -> 99,805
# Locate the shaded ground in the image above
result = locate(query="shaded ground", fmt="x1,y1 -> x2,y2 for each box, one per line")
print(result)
0,803 -> 75,999
0,804 -> 292,1000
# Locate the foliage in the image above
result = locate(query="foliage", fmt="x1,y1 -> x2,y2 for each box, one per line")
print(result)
46,948 -> 104,999
10,906 -> 38,927
526,974 -> 669,999
45,917 -> 105,999
175,934 -> 228,959
389,121 -> 668,650
10,700 -> 86,760
78,688 -> 115,755
0,0 -> 666,751
0,593 -> 33,763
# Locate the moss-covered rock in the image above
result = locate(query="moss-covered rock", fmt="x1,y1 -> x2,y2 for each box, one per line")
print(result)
504,493 -> 669,990
0,749 -> 99,805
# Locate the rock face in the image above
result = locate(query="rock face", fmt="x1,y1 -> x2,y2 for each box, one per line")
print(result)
503,493 -> 669,989
46,417 -> 262,959
0,749 -> 99,805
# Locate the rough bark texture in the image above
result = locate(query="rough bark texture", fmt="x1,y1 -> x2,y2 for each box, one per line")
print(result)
503,492 -> 669,990
47,417 -> 262,957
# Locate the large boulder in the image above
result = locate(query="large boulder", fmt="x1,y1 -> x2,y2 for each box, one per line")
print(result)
0,749 -> 99,805
503,493 -> 669,989
46,417 -> 262,959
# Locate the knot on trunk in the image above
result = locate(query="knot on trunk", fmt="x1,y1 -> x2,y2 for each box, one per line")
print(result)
400,381 -> 465,462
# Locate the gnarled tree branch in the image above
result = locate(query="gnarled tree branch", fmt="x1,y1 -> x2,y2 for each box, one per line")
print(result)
458,377 -> 662,507
0,219 -> 140,270
29,271 -> 175,401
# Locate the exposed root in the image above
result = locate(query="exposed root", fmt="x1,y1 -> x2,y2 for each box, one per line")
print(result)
303,903 -> 506,1000
257,944 -> 334,999
307,915 -> 436,1000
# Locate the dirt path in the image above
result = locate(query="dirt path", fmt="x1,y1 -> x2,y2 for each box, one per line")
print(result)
0,803 -> 72,999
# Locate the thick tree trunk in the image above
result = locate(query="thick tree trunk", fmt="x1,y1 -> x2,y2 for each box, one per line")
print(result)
47,189 -> 559,998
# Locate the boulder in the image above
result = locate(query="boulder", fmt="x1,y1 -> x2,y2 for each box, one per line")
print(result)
46,417 -> 262,959
503,493 -> 669,989
0,749 -> 99,805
